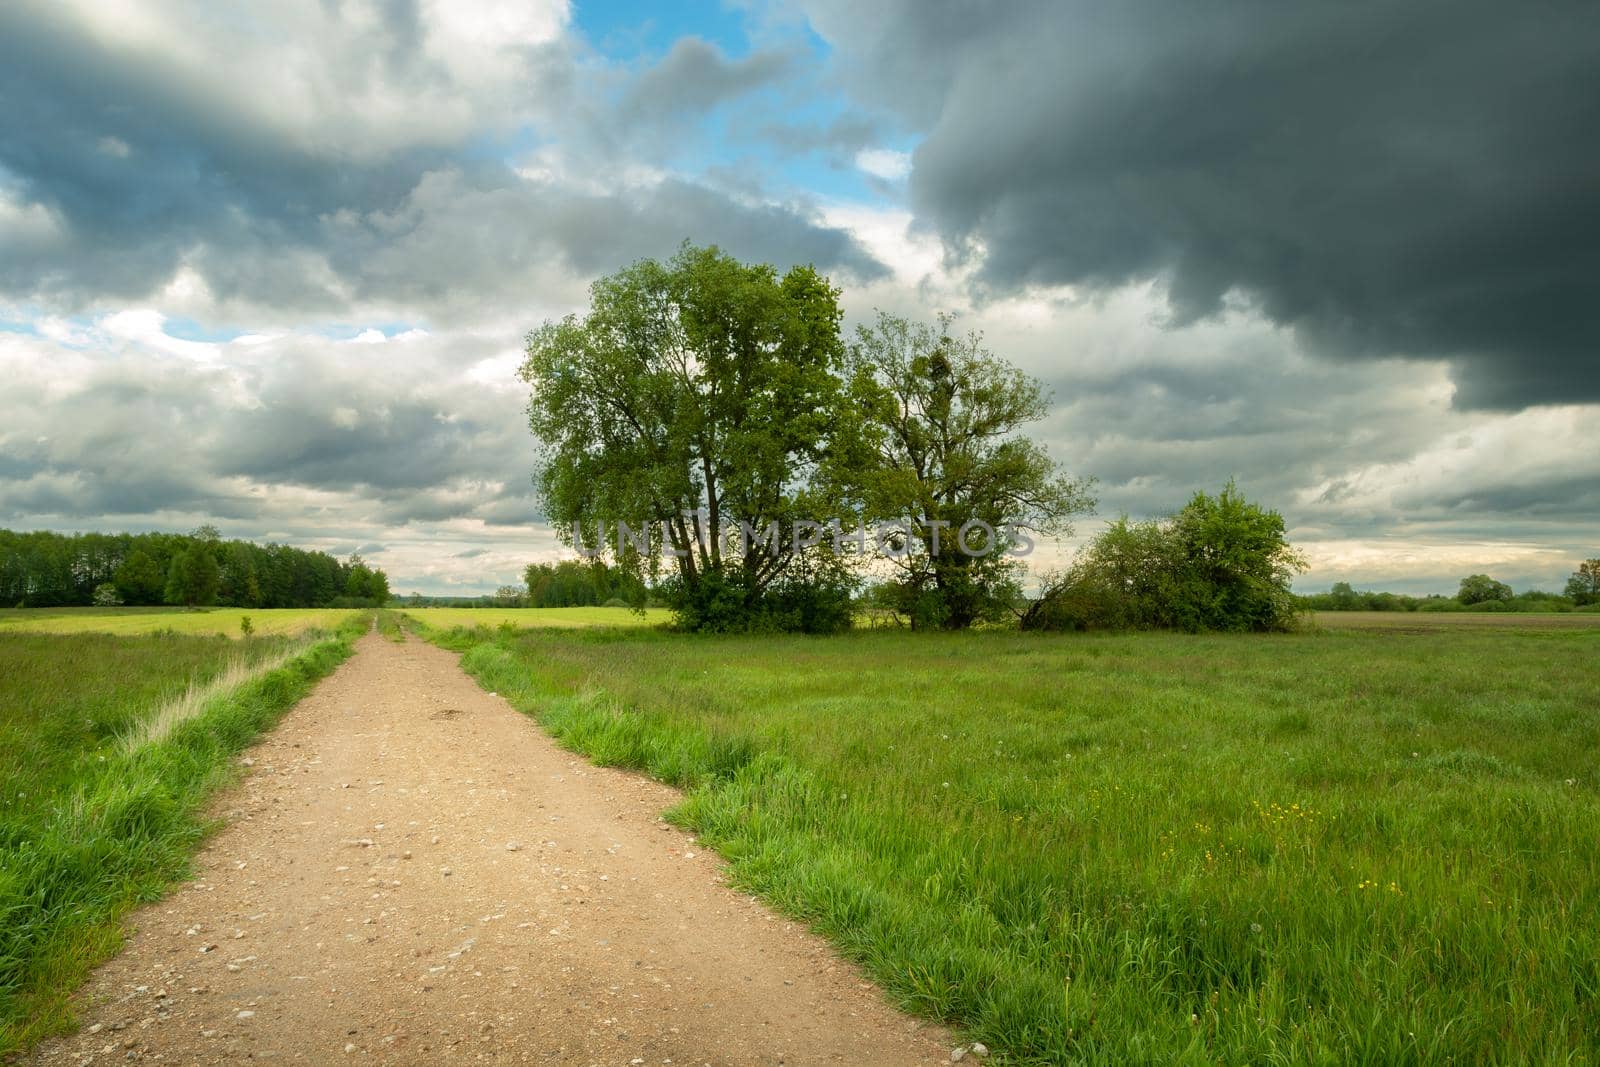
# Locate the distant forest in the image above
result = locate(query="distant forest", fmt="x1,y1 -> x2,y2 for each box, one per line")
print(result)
0,527 -> 390,608
1298,567 -> 1599,613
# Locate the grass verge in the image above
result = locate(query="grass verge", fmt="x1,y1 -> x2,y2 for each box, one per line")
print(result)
417,620 -> 1600,1065
0,616 -> 366,1055
374,609 -> 406,643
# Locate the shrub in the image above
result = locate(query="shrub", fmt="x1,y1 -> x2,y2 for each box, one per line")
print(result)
1023,482 -> 1304,633
662,558 -> 855,634
1457,573 -> 1513,605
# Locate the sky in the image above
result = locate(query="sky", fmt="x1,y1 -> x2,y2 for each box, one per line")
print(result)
1,0 -> 1596,596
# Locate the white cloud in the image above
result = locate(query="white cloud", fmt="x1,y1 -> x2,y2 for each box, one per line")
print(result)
854,147 -> 912,181
98,308 -> 223,361
44,0 -> 572,157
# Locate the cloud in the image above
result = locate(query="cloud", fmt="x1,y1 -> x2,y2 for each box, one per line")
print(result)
620,37 -> 795,125
1,1 -> 1594,599
821,205 -> 1600,592
0,2 -> 882,319
805,0 -> 1600,409
855,148 -> 910,182
0,317 -> 538,521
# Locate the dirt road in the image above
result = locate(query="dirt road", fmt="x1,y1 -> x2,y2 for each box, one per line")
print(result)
32,633 -> 947,1065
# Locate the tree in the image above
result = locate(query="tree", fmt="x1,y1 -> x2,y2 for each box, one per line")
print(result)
0,528 -> 362,609
92,582 -> 122,607
836,312 -> 1094,629
219,541 -> 262,607
1565,559 -> 1600,606
1023,482 -> 1305,632
114,549 -> 166,605
1457,573 -> 1513,605
340,554 -> 391,605
368,567 -> 391,606
344,554 -> 373,600
164,544 -> 220,607
521,244 -> 854,632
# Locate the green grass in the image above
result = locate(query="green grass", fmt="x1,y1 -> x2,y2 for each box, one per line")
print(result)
0,617 -> 366,1054
403,605 -> 669,630
0,606 -> 362,638
422,622 -> 1600,1065
374,609 -> 406,642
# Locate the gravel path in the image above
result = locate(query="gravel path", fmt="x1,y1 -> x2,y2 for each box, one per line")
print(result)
32,632 -> 947,1065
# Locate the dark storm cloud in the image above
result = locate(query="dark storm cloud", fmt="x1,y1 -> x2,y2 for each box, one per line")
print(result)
1410,474 -> 1600,518
0,4 -> 881,314
809,0 -> 1600,409
0,4 -> 461,309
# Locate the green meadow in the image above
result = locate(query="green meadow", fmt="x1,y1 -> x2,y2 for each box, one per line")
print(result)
0,606 -> 361,638
402,605 -> 669,630
422,617 -> 1600,1064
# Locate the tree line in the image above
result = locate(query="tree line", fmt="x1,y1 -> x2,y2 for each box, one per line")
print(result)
516,560 -> 645,608
1300,561 -> 1600,613
0,526 -> 390,609
521,243 -> 1302,633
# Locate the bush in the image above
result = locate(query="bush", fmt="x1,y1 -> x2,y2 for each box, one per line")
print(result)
1457,573 -> 1513,605
91,583 -> 122,607
662,559 -> 855,634
1023,482 -> 1304,633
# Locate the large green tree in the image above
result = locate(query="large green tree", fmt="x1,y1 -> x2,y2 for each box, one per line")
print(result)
164,544 -> 220,607
521,244 -> 853,631
113,549 -> 166,605
1565,558 -> 1600,606
837,312 -> 1094,629
1458,573 -> 1513,605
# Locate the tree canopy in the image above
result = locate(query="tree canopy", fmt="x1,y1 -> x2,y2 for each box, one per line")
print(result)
521,243 -> 855,631
836,312 -> 1094,629
1457,574 -> 1514,605
523,560 -> 643,608
1565,559 -> 1600,606
0,527 -> 389,608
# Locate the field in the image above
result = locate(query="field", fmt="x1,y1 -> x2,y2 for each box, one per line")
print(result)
0,620 -> 363,1053
0,606 -> 361,637
6,607 -> 1597,1063
427,621 -> 1600,1064
402,605 -> 668,630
